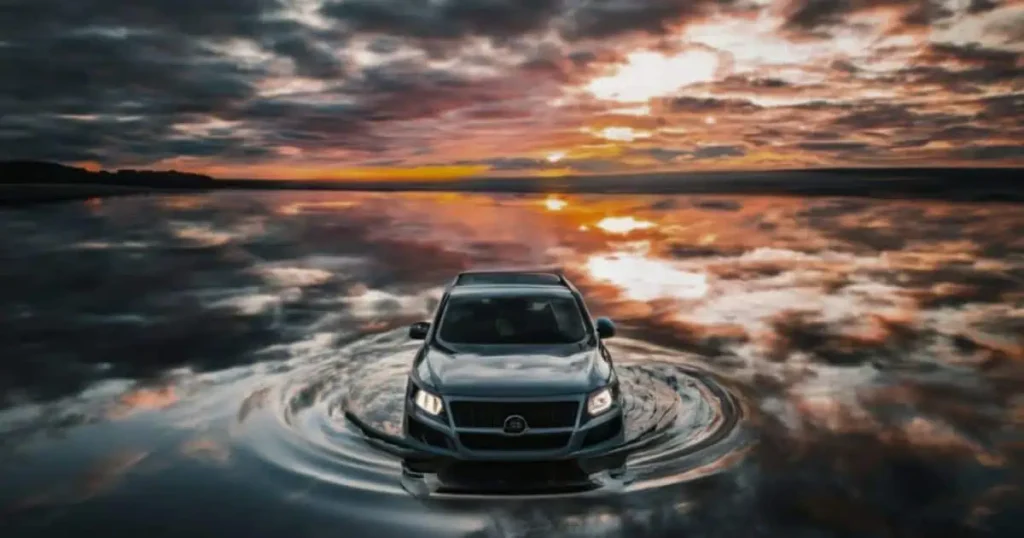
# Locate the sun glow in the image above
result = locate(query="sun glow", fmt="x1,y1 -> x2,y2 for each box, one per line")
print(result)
544,196 -> 568,211
596,216 -> 656,234
586,126 -> 653,142
585,49 -> 721,103
586,249 -> 710,301
546,151 -> 567,163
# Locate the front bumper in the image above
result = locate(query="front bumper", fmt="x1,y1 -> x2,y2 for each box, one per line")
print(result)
401,391 -> 626,464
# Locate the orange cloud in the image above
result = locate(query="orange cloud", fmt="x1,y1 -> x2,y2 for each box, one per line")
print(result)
4,0 -> 1021,177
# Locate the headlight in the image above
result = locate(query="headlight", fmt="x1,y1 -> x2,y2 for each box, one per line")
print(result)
414,388 -> 444,416
587,387 -> 614,416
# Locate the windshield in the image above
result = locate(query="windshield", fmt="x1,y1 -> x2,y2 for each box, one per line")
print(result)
438,293 -> 588,345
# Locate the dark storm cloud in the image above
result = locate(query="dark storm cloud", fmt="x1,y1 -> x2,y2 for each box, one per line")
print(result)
629,145 -> 746,163
511,44 -> 633,86
0,0 -> 285,40
0,114 -> 270,164
976,94 -> 1024,121
765,310 -> 925,366
0,27 -> 270,163
951,145 -> 1024,160
897,43 -> 1023,92
1,0 -> 343,80
228,55 -> 549,155
0,30 -> 259,118
830,59 -> 861,73
460,157 -> 549,171
798,141 -> 874,152
2,0 -> 1021,169
921,43 -> 1021,68
692,145 -> 746,159
713,75 -> 798,94
668,96 -> 763,114
320,0 -> 562,42
882,262 -> 1023,308
852,41 -> 1018,96
3,0 -> 548,162
639,148 -> 692,162
802,130 -> 847,141
323,0 -> 742,47
967,0 -> 1002,13
346,59 -> 523,123
234,98 -> 381,152
558,0 -> 734,41
830,102 -> 967,131
262,27 -> 348,79
931,125 -> 995,141
0,0 -> 353,163
781,0 -> 954,36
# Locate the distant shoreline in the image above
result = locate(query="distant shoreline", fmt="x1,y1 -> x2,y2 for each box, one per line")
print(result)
2,161 -> 1022,207
0,184 -> 209,207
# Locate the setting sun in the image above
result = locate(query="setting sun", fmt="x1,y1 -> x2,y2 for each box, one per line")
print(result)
546,151 -> 567,163
585,249 -> 710,301
596,216 -> 656,234
4,0 -> 1020,178
587,126 -> 654,143
544,196 -> 568,211
3,0 -> 1023,534
585,49 -> 721,103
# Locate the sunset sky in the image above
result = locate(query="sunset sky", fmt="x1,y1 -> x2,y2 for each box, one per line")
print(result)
1,0 -> 1022,180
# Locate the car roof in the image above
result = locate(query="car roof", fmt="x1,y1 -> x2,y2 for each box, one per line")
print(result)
447,284 -> 574,299
453,270 -> 566,287
445,268 -> 583,301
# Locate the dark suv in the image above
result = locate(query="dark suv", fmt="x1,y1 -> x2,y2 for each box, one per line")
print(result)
401,269 -> 625,475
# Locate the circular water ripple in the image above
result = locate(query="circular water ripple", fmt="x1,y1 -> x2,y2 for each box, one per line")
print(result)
236,329 -> 750,500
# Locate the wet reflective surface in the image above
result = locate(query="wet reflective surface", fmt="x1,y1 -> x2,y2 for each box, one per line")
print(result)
1,192 -> 1023,537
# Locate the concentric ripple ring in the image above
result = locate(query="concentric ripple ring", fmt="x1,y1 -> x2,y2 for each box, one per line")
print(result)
234,328 -> 752,500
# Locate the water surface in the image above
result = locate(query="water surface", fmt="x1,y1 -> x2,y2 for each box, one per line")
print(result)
1,192 -> 1023,537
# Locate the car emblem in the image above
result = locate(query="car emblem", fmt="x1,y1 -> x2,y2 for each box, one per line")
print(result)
502,415 -> 528,435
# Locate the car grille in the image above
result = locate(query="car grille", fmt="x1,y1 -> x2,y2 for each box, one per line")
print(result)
448,400 -> 579,429
459,432 -> 572,451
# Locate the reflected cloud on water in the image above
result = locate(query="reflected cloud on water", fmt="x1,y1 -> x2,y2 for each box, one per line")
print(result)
1,191 -> 1023,536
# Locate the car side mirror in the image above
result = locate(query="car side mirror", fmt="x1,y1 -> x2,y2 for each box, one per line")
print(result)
595,317 -> 616,339
408,321 -> 430,340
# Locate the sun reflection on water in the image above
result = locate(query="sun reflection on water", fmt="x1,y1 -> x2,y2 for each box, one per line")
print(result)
544,196 -> 568,211
585,242 -> 710,302
595,216 -> 656,234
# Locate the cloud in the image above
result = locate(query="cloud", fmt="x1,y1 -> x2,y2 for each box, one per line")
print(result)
668,96 -> 763,115
797,141 -> 874,152
951,145 -> 1024,160
557,0 -> 735,41
894,43 -> 1023,93
321,0 -> 563,44
968,0 -> 1001,13
692,145 -> 748,159
463,157 -> 550,171
0,0 -> 1021,173
780,0 -> 955,36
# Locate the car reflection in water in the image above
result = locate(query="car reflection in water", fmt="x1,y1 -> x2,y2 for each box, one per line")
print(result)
0,192 -> 1022,537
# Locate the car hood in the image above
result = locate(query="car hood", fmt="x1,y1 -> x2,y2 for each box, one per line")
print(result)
421,342 -> 608,397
